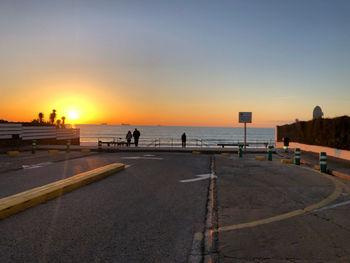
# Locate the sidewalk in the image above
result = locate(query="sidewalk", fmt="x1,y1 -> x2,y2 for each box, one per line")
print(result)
276,148 -> 350,179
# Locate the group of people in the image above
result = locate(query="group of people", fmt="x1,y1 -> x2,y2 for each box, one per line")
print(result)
125,129 -> 187,148
126,128 -> 141,147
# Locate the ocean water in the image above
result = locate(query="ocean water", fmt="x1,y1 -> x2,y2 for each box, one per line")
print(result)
76,124 -> 275,148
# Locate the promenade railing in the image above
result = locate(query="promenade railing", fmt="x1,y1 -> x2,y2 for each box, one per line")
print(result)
81,136 -> 274,149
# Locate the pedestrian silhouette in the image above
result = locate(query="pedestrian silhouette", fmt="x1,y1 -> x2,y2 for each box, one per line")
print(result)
133,128 -> 141,147
181,132 -> 186,148
126,131 -> 132,147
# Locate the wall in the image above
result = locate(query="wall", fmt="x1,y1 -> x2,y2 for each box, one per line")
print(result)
277,116 -> 350,150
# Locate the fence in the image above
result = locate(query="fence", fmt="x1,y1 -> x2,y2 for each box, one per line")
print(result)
0,124 -> 80,146
83,136 -> 274,149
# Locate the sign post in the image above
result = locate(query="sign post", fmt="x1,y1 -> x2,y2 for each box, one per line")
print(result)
239,112 -> 252,151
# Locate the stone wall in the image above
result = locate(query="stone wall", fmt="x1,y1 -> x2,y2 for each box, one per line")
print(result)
277,116 -> 350,150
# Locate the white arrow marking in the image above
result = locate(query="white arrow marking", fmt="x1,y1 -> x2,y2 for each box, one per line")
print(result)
144,154 -> 156,157
22,162 -> 53,169
180,174 -> 217,183
121,157 -> 163,160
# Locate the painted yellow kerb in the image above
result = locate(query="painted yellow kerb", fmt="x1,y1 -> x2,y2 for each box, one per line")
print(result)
0,163 -> 125,219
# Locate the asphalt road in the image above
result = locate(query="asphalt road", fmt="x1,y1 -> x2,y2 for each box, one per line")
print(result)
0,152 -> 211,262
215,154 -> 350,262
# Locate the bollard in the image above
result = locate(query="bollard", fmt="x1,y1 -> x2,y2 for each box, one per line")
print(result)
294,148 -> 301,165
66,140 -> 71,153
98,140 -> 102,152
320,152 -> 327,173
267,145 -> 273,161
32,140 -> 36,154
238,145 -> 243,158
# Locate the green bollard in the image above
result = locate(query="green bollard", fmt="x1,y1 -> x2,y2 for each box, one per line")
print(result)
294,148 -> 301,165
238,145 -> 243,158
320,152 -> 327,173
267,145 -> 273,161
66,139 -> 71,153
32,140 -> 36,154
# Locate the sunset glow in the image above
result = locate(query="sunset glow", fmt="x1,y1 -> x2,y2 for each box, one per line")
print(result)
68,110 -> 79,121
0,1 -> 349,127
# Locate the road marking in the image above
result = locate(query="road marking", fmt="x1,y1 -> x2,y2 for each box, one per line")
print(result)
143,154 -> 156,157
22,162 -> 53,169
180,174 -> 217,183
0,163 -> 125,219
120,156 -> 163,160
125,165 -> 131,168
307,199 -> 350,214
214,168 -> 346,233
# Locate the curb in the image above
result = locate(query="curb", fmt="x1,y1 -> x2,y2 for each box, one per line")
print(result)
0,163 -> 125,219
331,170 -> 350,181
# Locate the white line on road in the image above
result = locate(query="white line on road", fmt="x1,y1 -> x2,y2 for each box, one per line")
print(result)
180,174 -> 217,183
22,162 -> 53,169
307,199 -> 350,214
120,157 -> 163,160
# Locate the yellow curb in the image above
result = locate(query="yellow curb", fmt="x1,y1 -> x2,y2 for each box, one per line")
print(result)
192,151 -> 201,155
0,163 -> 125,219
281,159 -> 293,164
7,151 -> 19,156
48,150 -> 59,154
81,149 -> 91,153
255,156 -> 266,161
332,171 -> 350,181
300,159 -> 309,165
220,153 -> 231,157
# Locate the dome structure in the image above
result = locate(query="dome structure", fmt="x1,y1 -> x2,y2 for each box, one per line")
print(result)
313,106 -> 323,119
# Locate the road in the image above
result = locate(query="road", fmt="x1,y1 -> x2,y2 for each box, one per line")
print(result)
1,151 -> 350,262
215,154 -> 350,262
0,152 -> 210,262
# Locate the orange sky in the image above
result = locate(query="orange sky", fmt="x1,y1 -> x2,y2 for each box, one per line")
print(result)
1,1 -> 349,127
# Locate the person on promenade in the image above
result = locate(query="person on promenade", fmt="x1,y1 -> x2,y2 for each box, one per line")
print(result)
181,132 -> 186,148
133,128 -> 141,147
283,137 -> 290,152
126,131 -> 132,147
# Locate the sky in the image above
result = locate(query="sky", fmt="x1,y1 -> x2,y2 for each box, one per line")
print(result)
0,0 -> 349,127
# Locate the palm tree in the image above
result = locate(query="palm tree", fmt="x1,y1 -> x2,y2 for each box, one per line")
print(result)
38,112 -> 44,123
61,116 -> 66,128
50,109 -> 57,124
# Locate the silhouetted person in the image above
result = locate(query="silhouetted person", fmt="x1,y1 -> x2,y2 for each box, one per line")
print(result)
133,128 -> 141,147
181,132 -> 186,148
126,131 -> 132,147
283,137 -> 290,152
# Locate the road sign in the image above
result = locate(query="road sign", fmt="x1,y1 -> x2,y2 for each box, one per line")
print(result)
239,112 -> 252,123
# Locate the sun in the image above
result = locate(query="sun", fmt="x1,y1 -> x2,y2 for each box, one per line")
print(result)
68,110 -> 79,121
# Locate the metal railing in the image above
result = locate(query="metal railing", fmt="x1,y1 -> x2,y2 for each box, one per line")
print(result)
81,136 -> 274,148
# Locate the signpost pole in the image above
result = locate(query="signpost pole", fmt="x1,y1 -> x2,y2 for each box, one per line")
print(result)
238,112 -> 252,153
244,122 -> 247,151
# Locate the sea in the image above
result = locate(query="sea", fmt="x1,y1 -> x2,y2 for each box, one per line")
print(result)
76,124 -> 275,148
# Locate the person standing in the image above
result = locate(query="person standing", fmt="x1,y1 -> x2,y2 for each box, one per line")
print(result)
133,128 -> 141,147
283,137 -> 290,152
181,132 -> 186,148
126,131 -> 132,147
